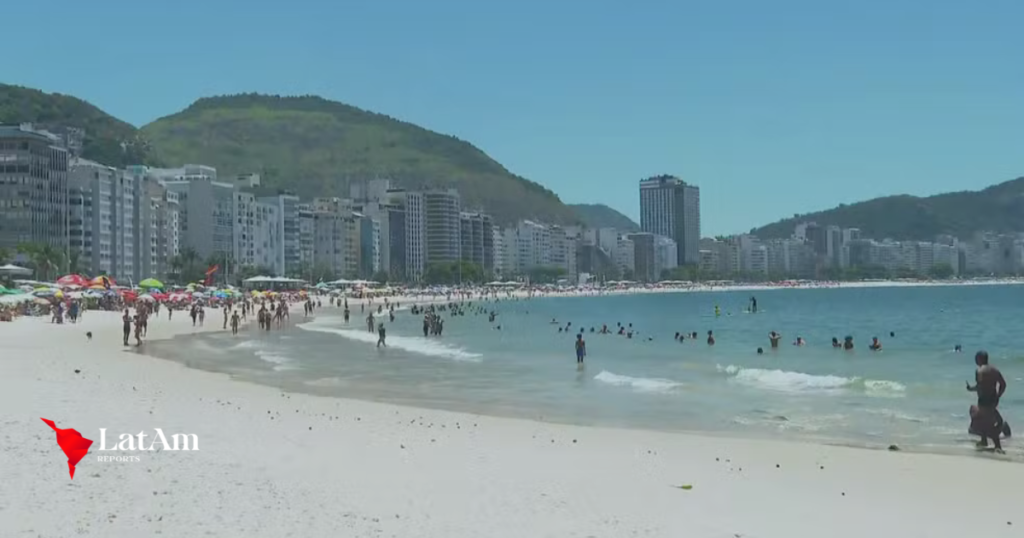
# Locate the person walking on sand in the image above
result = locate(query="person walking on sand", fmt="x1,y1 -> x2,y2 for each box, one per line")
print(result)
223,306 -> 230,329
133,313 -> 143,346
967,350 -> 1011,452
198,306 -> 205,326
122,309 -> 132,347
231,310 -> 240,335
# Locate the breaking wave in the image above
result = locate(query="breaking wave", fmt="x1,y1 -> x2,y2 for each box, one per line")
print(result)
298,323 -> 482,362
594,370 -> 683,393
717,365 -> 905,395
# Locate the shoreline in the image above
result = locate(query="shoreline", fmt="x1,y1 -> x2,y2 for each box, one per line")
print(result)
2,307 -> 1022,537
143,320 -> 1011,462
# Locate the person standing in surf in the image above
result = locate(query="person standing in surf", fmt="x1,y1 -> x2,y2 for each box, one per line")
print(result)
750,296 -> 757,313
377,322 -> 387,348
966,350 -> 1011,452
575,333 -> 586,365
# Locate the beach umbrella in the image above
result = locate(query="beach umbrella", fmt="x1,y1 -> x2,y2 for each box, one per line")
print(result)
137,294 -> 156,302
32,297 -> 52,306
32,288 -> 57,297
89,275 -> 116,288
0,263 -> 32,277
138,278 -> 164,289
57,274 -> 89,287
120,289 -> 138,300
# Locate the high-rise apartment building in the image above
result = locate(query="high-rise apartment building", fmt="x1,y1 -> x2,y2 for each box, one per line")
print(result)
313,197 -> 358,278
402,189 -> 460,280
459,211 -> 495,273
259,193 -> 302,276
0,124 -> 70,256
639,175 -> 700,265
68,158 -> 122,278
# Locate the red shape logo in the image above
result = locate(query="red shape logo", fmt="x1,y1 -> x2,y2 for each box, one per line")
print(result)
41,418 -> 93,479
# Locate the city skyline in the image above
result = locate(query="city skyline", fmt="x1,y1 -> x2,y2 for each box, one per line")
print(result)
3,0 -> 1022,235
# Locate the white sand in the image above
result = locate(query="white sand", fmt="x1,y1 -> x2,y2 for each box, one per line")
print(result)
1,309 -> 1021,538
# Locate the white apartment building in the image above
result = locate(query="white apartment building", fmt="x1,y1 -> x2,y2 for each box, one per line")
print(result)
313,198 -> 358,278
259,193 -> 302,276
234,191 -> 283,275
162,177 -> 235,262
68,158 -> 120,278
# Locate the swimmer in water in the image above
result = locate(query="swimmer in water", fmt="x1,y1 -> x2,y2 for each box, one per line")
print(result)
707,330 -> 715,346
769,331 -> 781,349
843,336 -> 854,350
793,336 -> 805,346
714,305 -> 721,317
757,347 -> 764,355
869,337 -> 882,351
831,337 -> 841,348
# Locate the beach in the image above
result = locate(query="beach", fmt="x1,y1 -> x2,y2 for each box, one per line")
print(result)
1,306 -> 1021,538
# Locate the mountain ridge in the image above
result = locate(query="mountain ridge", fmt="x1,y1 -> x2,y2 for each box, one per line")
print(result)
750,176 -> 1024,240
140,93 -> 576,225
569,204 -> 640,232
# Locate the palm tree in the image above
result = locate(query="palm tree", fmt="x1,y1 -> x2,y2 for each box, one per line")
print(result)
67,250 -> 84,276
177,247 -> 200,283
17,242 -> 64,281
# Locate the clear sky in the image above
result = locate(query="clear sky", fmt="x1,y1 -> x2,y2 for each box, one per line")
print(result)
5,0 -> 1023,235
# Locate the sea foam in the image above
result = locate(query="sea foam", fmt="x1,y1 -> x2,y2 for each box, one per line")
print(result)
298,323 -> 483,362
254,350 -> 298,371
594,370 -> 683,393
719,365 -> 905,395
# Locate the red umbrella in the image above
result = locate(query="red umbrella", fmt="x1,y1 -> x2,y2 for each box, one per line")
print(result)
57,274 -> 89,288
120,289 -> 138,300
149,292 -> 169,301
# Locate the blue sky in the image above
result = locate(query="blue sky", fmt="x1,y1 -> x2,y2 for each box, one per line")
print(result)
5,0 -> 1023,235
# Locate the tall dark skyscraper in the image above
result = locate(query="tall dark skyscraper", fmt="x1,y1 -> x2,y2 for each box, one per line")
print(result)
639,175 -> 700,265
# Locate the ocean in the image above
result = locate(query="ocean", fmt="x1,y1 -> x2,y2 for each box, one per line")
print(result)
148,285 -> 1024,455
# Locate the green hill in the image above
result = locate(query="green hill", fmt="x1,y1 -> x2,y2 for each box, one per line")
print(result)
0,83 -> 156,167
140,94 -> 576,225
751,177 -> 1024,240
569,204 -> 640,231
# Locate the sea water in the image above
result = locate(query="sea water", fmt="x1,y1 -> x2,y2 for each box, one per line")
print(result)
149,285 -> 1024,455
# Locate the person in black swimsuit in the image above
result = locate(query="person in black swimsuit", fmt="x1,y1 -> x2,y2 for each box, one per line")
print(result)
967,350 -> 1011,452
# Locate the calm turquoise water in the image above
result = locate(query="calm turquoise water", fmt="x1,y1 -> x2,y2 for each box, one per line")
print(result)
152,285 -> 1024,454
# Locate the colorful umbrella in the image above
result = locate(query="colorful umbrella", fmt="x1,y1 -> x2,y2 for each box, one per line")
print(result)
90,275 -> 116,288
138,278 -> 164,289
57,274 -> 89,287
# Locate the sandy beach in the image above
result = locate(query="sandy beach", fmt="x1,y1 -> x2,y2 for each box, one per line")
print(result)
1,306 -> 1021,538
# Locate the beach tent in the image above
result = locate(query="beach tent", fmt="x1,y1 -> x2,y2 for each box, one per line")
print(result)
139,278 -> 164,289
56,274 -> 89,287
0,263 -> 32,276
0,293 -> 32,305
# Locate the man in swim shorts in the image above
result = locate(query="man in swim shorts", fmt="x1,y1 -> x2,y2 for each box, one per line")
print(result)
967,350 -> 1010,452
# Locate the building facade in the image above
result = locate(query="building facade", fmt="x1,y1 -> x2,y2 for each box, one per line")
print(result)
639,175 -> 700,265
